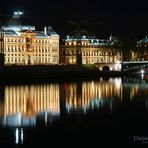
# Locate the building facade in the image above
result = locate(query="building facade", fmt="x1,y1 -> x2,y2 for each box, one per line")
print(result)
131,36 -> 148,61
3,11 -> 59,65
60,31 -> 122,67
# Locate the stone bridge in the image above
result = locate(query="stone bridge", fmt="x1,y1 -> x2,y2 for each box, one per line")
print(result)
94,62 -> 122,71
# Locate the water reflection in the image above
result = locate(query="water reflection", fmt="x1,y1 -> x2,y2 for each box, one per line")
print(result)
65,78 -> 122,113
0,84 -> 60,127
15,128 -> 23,144
0,76 -> 147,145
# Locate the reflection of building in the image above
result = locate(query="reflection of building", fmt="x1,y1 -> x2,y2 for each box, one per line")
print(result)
64,78 -> 122,113
122,77 -> 148,101
132,36 -> 148,61
3,11 -> 59,65
0,84 -> 60,127
60,31 -> 122,65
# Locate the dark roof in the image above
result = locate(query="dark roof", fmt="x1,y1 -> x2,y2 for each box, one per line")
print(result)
35,31 -> 48,38
65,30 -> 96,40
137,36 -> 148,44
4,30 -> 18,36
47,26 -> 58,36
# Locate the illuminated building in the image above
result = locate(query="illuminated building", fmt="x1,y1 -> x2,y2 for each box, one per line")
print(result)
131,36 -> 148,61
3,11 -> 59,65
60,31 -> 122,67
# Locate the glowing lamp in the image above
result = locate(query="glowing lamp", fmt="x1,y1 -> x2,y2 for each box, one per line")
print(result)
140,70 -> 144,74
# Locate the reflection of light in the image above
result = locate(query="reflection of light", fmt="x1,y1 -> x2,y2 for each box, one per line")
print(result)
45,112 -> 48,125
65,78 -> 123,113
4,84 -> 60,127
99,88 -> 101,99
15,128 -> 19,144
141,74 -> 144,79
21,128 -> 23,144
92,81 -> 94,95
110,101 -> 113,112
115,78 -> 121,89
15,128 -> 24,144
130,92 -> 132,101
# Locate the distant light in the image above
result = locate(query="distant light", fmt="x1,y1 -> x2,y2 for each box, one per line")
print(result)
14,11 -> 23,16
140,69 -> 145,74
19,11 -> 23,15
14,12 -> 18,15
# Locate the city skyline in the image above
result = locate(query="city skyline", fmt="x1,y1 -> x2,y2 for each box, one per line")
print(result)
0,0 -> 148,38
0,1 -> 148,146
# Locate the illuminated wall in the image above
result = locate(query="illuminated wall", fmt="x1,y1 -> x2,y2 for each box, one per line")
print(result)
4,31 -> 59,65
3,11 -> 59,65
60,34 -> 122,65
130,36 -> 148,61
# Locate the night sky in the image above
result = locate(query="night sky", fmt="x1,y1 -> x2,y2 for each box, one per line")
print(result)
0,0 -> 148,39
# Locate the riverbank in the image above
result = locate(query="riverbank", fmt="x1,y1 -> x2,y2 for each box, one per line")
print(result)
0,64 -> 144,82
0,65 -> 113,80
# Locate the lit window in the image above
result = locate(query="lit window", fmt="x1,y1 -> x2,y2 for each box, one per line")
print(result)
73,42 -> 76,46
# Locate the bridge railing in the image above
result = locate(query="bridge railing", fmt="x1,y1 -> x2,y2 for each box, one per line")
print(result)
123,61 -> 148,64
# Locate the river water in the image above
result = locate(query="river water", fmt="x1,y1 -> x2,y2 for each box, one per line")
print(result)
0,75 -> 148,146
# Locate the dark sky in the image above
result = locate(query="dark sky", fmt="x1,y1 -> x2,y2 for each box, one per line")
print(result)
0,0 -> 148,38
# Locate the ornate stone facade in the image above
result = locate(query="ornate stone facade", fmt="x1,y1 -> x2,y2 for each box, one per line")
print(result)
60,31 -> 122,66
3,11 -> 59,65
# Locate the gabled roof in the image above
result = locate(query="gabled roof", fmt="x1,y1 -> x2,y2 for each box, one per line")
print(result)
35,31 -> 48,38
20,30 -> 35,33
4,30 -> 18,36
47,26 -> 59,36
137,36 -> 148,44
65,30 -> 96,41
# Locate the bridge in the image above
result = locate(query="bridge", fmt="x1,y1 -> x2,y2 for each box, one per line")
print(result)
94,61 -> 148,73
122,61 -> 148,73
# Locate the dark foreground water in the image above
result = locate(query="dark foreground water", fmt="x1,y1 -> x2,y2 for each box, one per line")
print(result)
0,75 -> 148,147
